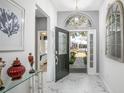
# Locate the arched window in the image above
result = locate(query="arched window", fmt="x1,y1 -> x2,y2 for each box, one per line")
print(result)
65,14 -> 92,29
106,1 -> 124,62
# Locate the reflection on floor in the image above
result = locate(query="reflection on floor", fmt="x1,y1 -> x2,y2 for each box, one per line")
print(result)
43,73 -> 109,93
70,57 -> 87,73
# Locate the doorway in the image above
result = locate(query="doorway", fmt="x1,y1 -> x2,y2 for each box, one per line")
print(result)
55,28 -> 97,81
69,31 -> 88,73
69,29 -> 97,74
35,5 -> 48,72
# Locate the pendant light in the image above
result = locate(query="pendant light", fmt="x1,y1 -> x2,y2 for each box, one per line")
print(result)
74,0 -> 79,24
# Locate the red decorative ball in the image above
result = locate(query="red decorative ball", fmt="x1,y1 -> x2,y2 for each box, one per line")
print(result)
7,58 -> 25,80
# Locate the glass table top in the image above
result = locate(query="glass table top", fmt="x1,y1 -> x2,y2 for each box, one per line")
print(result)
0,71 -> 42,93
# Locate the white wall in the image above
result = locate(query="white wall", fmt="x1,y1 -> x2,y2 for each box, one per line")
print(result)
36,17 -> 47,31
99,0 -> 124,93
0,0 -> 57,92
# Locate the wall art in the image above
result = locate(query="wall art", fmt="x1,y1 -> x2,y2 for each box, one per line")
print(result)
0,0 -> 25,51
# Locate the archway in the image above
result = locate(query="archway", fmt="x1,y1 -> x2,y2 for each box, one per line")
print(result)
64,13 -> 97,74
65,13 -> 93,30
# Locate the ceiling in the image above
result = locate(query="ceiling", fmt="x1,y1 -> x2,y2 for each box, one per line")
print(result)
51,0 -> 104,11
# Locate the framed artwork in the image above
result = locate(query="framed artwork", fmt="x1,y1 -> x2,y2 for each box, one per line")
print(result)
0,0 -> 25,51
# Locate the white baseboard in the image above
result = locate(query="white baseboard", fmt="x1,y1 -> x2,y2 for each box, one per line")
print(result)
99,74 -> 113,93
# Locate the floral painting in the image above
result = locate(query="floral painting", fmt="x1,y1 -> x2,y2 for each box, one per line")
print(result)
0,0 -> 24,51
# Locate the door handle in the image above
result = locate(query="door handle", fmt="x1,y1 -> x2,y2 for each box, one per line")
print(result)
55,51 -> 58,54
55,56 -> 58,65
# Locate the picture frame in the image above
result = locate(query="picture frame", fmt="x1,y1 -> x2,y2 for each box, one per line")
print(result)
0,0 -> 25,51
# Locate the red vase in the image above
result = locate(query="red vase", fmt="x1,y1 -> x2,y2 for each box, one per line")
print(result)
7,58 -> 25,80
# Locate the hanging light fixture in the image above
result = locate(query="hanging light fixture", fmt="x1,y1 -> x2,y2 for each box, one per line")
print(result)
74,0 -> 79,24
75,0 -> 79,12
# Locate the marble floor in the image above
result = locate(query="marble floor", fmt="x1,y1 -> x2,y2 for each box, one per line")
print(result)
43,73 -> 109,93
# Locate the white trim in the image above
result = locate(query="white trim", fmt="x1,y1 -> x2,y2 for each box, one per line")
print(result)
69,29 -> 96,32
69,28 -> 96,32
35,4 -> 52,81
99,74 -> 113,93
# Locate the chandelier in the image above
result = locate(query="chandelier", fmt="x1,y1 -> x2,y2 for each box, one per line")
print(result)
74,0 -> 79,24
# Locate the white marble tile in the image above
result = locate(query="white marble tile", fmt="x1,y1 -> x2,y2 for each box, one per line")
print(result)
43,73 -> 109,93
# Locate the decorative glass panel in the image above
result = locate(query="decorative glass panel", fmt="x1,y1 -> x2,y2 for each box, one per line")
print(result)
65,14 -> 92,29
90,34 -> 93,68
59,32 -> 67,54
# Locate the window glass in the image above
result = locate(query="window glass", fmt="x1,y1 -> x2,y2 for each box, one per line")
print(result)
106,1 -> 123,61
65,15 -> 92,29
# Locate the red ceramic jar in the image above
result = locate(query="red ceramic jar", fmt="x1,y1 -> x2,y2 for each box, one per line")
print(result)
7,58 -> 25,80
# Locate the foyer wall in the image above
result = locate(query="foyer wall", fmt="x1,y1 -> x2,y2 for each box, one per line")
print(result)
0,0 -> 57,93
99,0 -> 124,93
0,0 -> 35,93
36,17 -> 47,31
57,11 -> 99,72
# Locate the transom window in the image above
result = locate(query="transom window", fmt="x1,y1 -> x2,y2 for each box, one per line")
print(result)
65,14 -> 92,29
106,1 -> 124,62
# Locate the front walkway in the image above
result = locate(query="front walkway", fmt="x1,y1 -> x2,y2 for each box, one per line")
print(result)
43,73 -> 109,93
70,57 -> 87,73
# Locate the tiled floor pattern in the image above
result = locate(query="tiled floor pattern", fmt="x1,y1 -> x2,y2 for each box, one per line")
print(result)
43,73 -> 109,93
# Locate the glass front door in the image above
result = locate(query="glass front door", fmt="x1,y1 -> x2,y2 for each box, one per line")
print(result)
55,27 -> 69,81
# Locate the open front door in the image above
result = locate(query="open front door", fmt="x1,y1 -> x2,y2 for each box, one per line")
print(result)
87,29 -> 97,74
55,27 -> 69,81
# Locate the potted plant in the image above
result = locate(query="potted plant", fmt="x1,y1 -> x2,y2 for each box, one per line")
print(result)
69,52 -> 76,64
83,56 -> 87,66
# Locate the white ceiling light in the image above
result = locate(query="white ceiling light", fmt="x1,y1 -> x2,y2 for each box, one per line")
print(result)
74,17 -> 79,23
